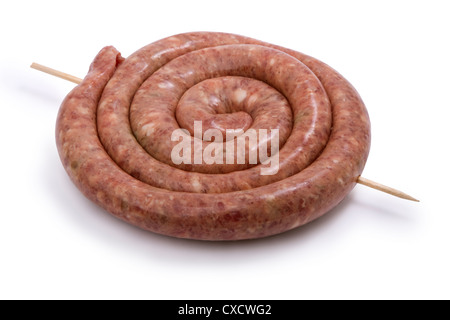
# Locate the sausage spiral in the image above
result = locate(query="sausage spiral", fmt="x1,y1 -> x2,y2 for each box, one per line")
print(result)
56,32 -> 370,240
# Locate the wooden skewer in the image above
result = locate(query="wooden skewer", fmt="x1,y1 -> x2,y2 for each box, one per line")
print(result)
357,176 -> 419,202
30,63 -> 82,84
30,62 -> 419,202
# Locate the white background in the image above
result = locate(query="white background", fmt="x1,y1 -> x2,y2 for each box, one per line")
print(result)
1,0 -> 449,300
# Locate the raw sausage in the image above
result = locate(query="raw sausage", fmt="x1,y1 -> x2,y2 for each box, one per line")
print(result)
56,32 -> 370,240
57,33 -> 370,240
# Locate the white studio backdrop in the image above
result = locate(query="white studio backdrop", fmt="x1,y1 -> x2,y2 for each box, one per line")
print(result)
0,0 -> 449,299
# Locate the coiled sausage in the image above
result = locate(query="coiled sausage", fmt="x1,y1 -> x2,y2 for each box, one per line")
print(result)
56,32 -> 370,240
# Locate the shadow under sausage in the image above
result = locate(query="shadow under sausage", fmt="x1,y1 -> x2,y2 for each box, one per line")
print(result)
2,64 -> 69,109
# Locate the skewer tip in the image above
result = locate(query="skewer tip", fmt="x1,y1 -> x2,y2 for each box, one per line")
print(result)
357,176 -> 419,202
30,62 -> 82,84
